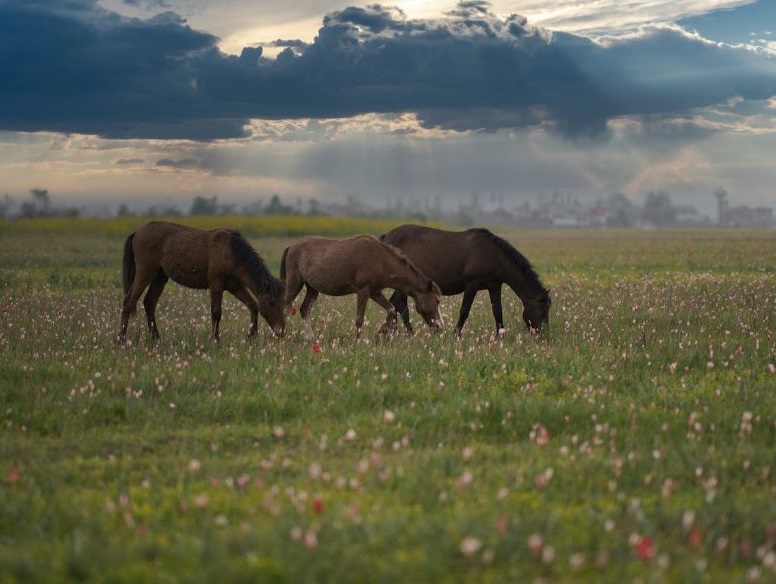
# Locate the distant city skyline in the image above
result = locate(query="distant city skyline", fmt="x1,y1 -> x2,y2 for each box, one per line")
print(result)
1,1 -> 775,211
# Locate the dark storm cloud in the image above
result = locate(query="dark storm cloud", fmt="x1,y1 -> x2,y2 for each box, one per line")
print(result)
0,0 -> 774,140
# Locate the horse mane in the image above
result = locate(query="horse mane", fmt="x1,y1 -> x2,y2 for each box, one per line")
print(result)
472,228 -> 548,296
377,237 -> 439,292
229,232 -> 283,299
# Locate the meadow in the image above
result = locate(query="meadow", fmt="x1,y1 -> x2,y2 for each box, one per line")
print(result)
1,217 -> 775,583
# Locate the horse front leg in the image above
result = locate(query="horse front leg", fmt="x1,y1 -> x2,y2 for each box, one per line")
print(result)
372,290 -> 398,335
455,284 -> 479,335
228,283 -> 259,338
487,285 -> 504,332
354,288 -> 370,337
209,285 -> 224,341
389,290 -> 412,333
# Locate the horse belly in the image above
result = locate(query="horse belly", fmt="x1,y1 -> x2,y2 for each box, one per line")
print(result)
301,259 -> 357,296
166,264 -> 209,289
161,249 -> 210,289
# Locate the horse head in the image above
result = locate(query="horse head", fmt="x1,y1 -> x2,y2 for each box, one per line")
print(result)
523,289 -> 551,334
414,280 -> 443,331
258,285 -> 287,336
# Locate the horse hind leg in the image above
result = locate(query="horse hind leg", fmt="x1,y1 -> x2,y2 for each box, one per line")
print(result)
142,271 -> 168,341
209,283 -> 225,341
282,262 -> 305,314
389,290 -> 412,333
299,285 -> 319,341
119,264 -> 160,343
354,287 -> 371,338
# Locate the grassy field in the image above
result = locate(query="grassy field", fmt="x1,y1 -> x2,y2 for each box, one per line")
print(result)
1,218 -> 775,583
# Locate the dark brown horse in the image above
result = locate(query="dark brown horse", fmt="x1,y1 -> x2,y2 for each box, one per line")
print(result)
280,235 -> 442,339
118,221 -> 285,342
380,225 -> 550,334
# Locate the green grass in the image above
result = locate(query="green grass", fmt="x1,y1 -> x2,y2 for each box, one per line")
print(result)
1,220 -> 775,582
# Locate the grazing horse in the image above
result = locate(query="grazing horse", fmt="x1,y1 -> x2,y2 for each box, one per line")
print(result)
118,221 -> 286,342
280,234 -> 442,339
380,225 -> 551,334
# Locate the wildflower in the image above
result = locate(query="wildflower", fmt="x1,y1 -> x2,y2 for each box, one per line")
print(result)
460,536 -> 482,557
541,546 -> 556,564
495,516 -> 509,534
8,467 -> 20,485
682,510 -> 695,530
530,423 -> 550,446
456,471 -> 474,489
569,553 -> 585,571
527,533 -> 543,554
188,459 -> 202,472
308,462 -> 322,479
290,306 -> 297,315
312,495 -> 324,515
688,528 -> 704,550
383,410 -> 396,423
312,342 -> 322,353
633,535 -> 655,561
534,467 -> 554,490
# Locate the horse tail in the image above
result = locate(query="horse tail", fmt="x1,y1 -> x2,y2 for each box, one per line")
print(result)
230,232 -> 283,299
122,232 -> 136,296
279,246 -> 289,281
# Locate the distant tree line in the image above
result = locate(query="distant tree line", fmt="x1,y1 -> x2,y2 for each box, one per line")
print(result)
3,189 -> 80,219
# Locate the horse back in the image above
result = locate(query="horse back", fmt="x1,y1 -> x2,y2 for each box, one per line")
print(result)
382,225 -> 485,293
286,235 -> 396,295
132,222 -> 214,289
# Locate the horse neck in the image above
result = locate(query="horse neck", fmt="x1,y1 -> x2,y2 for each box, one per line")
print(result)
387,254 -> 427,297
502,262 -> 544,302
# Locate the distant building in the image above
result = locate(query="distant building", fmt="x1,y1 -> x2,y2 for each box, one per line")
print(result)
722,205 -> 775,228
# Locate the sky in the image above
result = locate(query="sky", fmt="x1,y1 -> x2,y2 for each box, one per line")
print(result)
1,0 -> 775,215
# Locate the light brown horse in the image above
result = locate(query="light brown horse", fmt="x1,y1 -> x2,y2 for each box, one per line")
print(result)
118,221 -> 285,342
380,224 -> 551,334
280,235 -> 442,339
